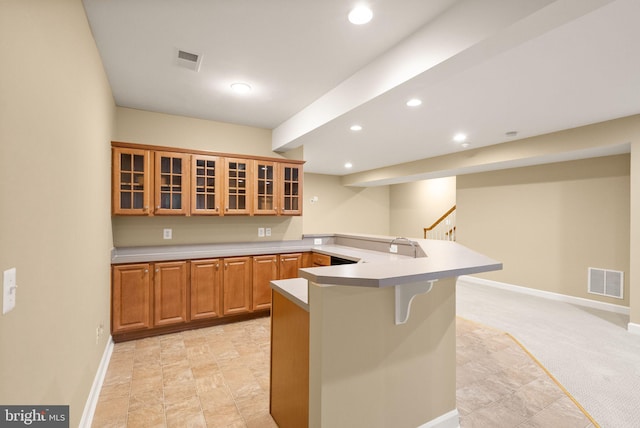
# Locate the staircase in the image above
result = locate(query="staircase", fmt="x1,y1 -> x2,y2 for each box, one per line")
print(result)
424,205 -> 456,241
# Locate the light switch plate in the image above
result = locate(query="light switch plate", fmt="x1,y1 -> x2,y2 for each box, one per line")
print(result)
258,227 -> 265,237
3,268 -> 17,314
163,228 -> 172,240
265,228 -> 271,237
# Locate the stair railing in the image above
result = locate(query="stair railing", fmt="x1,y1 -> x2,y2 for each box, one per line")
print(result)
423,205 -> 456,241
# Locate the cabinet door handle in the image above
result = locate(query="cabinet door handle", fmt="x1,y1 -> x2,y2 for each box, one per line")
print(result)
144,269 -> 148,273
155,269 -> 159,273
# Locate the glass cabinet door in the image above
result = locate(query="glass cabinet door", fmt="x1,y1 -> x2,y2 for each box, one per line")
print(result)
254,160 -> 277,215
280,163 -> 303,215
154,151 -> 190,215
112,147 -> 151,215
191,155 -> 221,215
224,158 -> 252,215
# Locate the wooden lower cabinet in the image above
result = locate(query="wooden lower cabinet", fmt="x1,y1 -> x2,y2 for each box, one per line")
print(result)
253,255 -> 278,311
222,256 -> 252,315
279,253 -> 303,279
153,261 -> 188,327
112,263 -> 152,333
112,251 -> 313,341
190,259 -> 222,320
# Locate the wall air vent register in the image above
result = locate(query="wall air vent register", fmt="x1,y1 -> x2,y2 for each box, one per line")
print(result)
588,267 -> 624,299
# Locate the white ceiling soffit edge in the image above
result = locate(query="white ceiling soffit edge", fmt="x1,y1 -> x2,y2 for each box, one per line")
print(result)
271,0 -> 614,153
344,142 -> 631,187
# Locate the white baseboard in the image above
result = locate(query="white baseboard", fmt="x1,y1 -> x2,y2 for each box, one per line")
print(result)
628,322 -> 640,335
417,409 -> 459,428
79,336 -> 114,428
457,275 -> 630,316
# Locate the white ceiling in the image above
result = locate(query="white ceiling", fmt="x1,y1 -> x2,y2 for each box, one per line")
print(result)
83,0 -> 640,177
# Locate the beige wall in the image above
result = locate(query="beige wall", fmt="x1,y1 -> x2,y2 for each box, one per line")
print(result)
630,143 -> 640,324
457,155 -> 630,306
389,177 -> 456,239
112,107 -> 303,246
309,278 -> 456,427
115,107 -> 279,157
302,174 -> 390,235
0,1 -> 114,425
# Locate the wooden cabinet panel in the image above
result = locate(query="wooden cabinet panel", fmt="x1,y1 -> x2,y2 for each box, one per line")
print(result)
270,290 -> 309,428
223,256 -> 252,315
112,148 -> 152,215
190,259 -> 222,320
154,151 -> 190,215
191,155 -> 221,215
253,255 -> 278,311
153,261 -> 188,327
312,252 -> 331,267
280,253 -> 302,279
224,158 -> 252,215
279,163 -> 303,216
112,264 -> 152,333
254,160 -> 278,215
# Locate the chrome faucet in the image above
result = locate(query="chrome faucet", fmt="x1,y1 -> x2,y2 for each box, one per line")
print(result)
389,237 -> 418,258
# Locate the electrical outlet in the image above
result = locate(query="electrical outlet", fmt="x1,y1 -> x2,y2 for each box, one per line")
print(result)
258,227 -> 265,237
265,228 -> 271,237
389,244 -> 398,254
163,228 -> 172,240
314,238 -> 322,245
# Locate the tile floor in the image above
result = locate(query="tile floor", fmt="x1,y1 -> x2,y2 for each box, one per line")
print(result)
92,316 -> 595,428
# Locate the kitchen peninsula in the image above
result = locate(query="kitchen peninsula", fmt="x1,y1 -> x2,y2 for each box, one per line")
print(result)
269,234 -> 501,428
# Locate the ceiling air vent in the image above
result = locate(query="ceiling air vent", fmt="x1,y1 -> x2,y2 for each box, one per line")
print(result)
588,267 -> 624,299
176,49 -> 202,72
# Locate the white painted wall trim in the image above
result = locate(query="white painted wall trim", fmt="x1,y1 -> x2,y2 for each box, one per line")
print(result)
417,409 -> 460,428
628,322 -> 640,335
458,275 -> 630,316
79,336 -> 114,428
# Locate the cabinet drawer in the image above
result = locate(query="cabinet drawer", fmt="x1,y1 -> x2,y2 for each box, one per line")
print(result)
312,253 -> 331,267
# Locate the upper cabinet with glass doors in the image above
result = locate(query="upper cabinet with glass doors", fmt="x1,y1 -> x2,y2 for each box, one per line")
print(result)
254,160 -> 277,215
191,155 -> 221,215
112,147 -> 152,215
223,158 -> 252,215
112,142 -> 304,217
279,163 -> 303,216
154,151 -> 190,215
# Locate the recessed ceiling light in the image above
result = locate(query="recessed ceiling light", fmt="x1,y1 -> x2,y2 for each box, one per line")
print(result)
230,82 -> 252,94
345,162 -> 353,169
350,124 -> 363,131
348,6 -> 373,25
406,98 -> 422,107
453,133 -> 467,143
